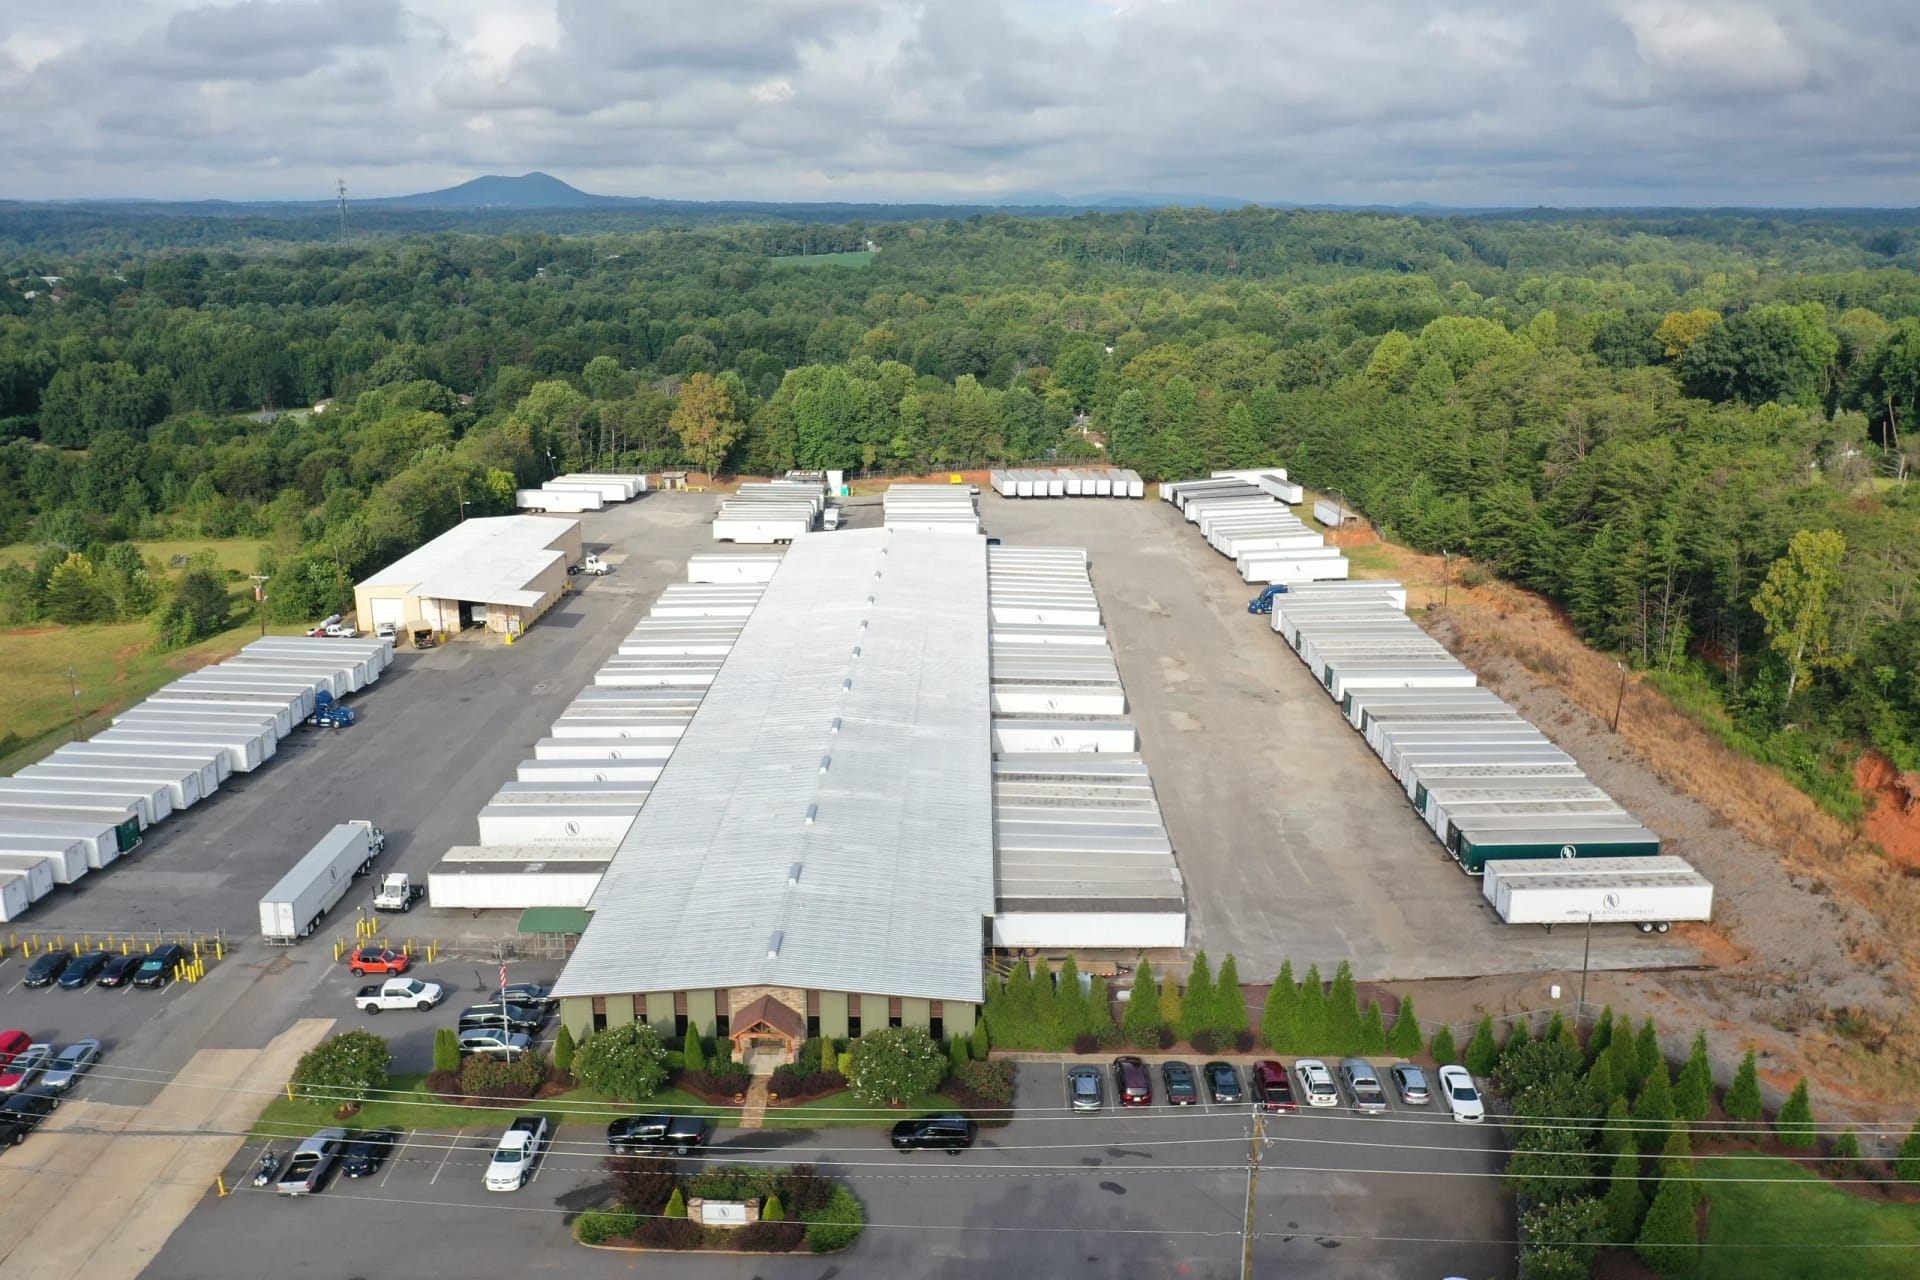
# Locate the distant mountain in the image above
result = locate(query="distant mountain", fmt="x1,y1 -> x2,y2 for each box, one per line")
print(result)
372,172 -> 628,210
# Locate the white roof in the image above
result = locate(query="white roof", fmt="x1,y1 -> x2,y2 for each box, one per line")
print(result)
357,515 -> 576,607
555,527 -> 994,1004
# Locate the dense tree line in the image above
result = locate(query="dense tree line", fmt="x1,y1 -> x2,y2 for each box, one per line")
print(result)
1,205 -> 1915,808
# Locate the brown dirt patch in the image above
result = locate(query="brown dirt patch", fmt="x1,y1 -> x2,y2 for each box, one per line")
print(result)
1856,751 -> 1920,867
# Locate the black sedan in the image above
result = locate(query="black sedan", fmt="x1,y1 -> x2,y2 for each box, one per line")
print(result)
132,943 -> 188,989
96,953 -> 143,989
1160,1060 -> 1200,1105
456,1003 -> 547,1035
491,983 -> 556,1011
890,1115 -> 976,1155
339,1128 -> 401,1178
1202,1060 -> 1244,1104
57,951 -> 112,990
22,951 -> 70,988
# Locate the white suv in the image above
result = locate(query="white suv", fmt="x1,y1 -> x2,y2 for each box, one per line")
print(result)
1293,1058 -> 1340,1107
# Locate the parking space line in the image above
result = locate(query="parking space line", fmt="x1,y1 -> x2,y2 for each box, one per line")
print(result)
431,1128 -> 464,1185
380,1130 -> 415,1187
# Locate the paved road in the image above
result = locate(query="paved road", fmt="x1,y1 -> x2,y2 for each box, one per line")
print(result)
981,492 -> 1696,984
148,1062 -> 1512,1280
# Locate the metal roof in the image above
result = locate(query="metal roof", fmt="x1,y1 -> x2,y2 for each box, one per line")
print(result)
356,515 -> 577,607
554,527 -> 994,1005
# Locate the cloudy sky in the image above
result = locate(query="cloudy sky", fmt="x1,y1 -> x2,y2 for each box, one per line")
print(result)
2,0 -> 1915,206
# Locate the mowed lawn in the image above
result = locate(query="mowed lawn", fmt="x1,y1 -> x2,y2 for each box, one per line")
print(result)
0,537 -> 268,575
251,1074 -> 734,1137
1701,1151 -> 1920,1280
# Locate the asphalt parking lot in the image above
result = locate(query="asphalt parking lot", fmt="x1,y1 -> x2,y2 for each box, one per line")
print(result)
147,1060 -> 1510,1280
980,493 -> 1696,984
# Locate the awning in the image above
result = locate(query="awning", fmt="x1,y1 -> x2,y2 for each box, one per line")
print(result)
517,907 -> 593,934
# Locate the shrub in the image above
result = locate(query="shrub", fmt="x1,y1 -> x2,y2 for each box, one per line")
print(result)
682,1027 -> 706,1074
794,1037 -> 826,1077
763,1192 -> 784,1221
847,1026 -> 946,1104
665,1187 -> 687,1218
459,1049 -> 550,1100
1189,1028 -> 1218,1055
1504,1017 -> 1532,1059
291,1029 -> 391,1109
681,1065 -> 750,1097
736,1220 -> 805,1251
1097,1024 -> 1124,1051
608,1156 -> 679,1213
634,1217 -> 702,1249
1896,1122 -> 1920,1184
1359,999 -> 1387,1055
1774,1076 -> 1815,1148
1262,960 -> 1298,1052
1430,1024 -> 1458,1066
802,1184 -> 865,1252
946,1059 -> 1016,1109
970,1019 -> 990,1062
1233,1029 -> 1256,1054
574,1208 -> 640,1245
782,1162 -> 833,1214
836,1050 -> 854,1077
426,1068 -> 462,1096
552,1024 -> 576,1074
948,1034 -> 969,1078
1830,1126 -> 1861,1174
1156,1026 -> 1177,1050
769,1067 -> 804,1098
432,1027 -> 462,1074
1123,960 -> 1162,1049
1464,1016 -> 1498,1077
799,1070 -> 844,1096
1072,1031 -> 1099,1055
573,1023 -> 669,1101
1387,995 -> 1422,1056
1723,1049 -> 1763,1120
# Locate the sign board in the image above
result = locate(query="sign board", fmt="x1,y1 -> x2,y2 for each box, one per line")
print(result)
698,1200 -> 749,1227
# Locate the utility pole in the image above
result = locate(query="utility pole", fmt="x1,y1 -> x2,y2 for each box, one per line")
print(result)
249,574 -> 271,638
336,179 -> 349,244
455,482 -> 468,523
1578,914 -> 1595,1012
67,667 -> 84,742
1609,661 -> 1629,732
1240,1110 -> 1265,1280
1442,548 -> 1450,607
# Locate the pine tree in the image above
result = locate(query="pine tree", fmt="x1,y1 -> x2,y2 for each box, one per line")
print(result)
683,1027 -> 706,1073
1635,1175 -> 1699,1277
1002,961 -> 1037,1048
1222,401 -> 1267,468
1214,954 -> 1247,1039
1586,1006 -> 1615,1068
1086,975 -> 1115,1039
1555,1014 -> 1581,1054
1326,961 -> 1362,1054
1602,1147 -> 1646,1244
970,1016 -> 991,1063
1610,1016 -> 1643,1101
1774,1077 -> 1815,1148
1387,995 -> 1423,1057
1183,952 -> 1215,1042
1898,1123 -> 1920,1185
1359,999 -> 1388,1055
1053,957 -> 1085,1049
1296,964 -> 1328,1052
1723,1049 -> 1763,1120
1504,1017 -> 1533,1061
1464,1015 -> 1499,1077
1586,1052 -> 1618,1111
1659,1125 -> 1699,1206
1123,960 -> 1162,1049
1544,1010 -> 1566,1048
1261,961 -> 1298,1052
1430,1024 -> 1458,1066
1601,1097 -> 1636,1156
1673,1032 -> 1712,1122
1634,1065 -> 1676,1154
1636,1018 -> 1663,1081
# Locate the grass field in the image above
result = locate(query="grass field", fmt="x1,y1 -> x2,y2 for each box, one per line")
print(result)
251,1073 -> 732,1136
769,250 -> 876,268
1700,1152 -> 1920,1280
759,1090 -> 951,1128
0,537 -> 269,575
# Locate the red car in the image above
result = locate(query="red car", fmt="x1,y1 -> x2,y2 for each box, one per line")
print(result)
1111,1055 -> 1153,1107
346,947 -> 411,977
1252,1060 -> 1296,1113
0,1030 -> 29,1071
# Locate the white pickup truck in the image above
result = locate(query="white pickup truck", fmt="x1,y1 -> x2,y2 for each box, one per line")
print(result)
354,977 -> 445,1014
485,1115 -> 549,1191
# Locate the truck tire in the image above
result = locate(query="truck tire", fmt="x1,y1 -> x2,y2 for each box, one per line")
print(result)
1636,922 -> 1655,934
398,902 -> 412,913
417,1001 -> 433,1011
364,1005 -> 379,1015
1655,921 -> 1671,934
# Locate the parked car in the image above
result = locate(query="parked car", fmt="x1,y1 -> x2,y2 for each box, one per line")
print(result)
606,1114 -> 711,1156
23,951 -> 71,988
1066,1065 -> 1104,1112
1202,1061 -> 1243,1104
276,1127 -> 346,1195
0,1029 -> 30,1068
324,622 -> 360,638
345,947 -> 411,977
1389,1063 -> 1431,1106
1338,1058 -> 1389,1114
1160,1060 -> 1200,1106
340,1127 -> 402,1178
96,953 -> 142,989
457,1027 -> 533,1059
1250,1060 -> 1296,1112
456,1003 -> 546,1036
492,983 -> 556,1011
1111,1056 -> 1152,1107
1293,1058 -> 1339,1107
0,1091 -> 57,1146
40,1040 -> 101,1095
56,950 -> 111,990
132,943 -> 189,989
889,1114 -> 976,1155
0,1044 -> 51,1093
1438,1066 -> 1485,1123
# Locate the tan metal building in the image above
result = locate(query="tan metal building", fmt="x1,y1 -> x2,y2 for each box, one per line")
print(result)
353,515 -> 582,640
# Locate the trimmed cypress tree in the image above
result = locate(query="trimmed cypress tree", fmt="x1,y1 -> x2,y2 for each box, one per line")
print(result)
1673,1032 -> 1712,1122
1430,1024 -> 1458,1066
1723,1048 -> 1763,1120
1123,960 -> 1162,1049
1359,999 -> 1388,1055
1609,1016 -> 1643,1101
1183,952 -> 1215,1041
1832,1127 -> 1861,1175
683,1026 -> 707,1074
1326,961 -> 1363,1054
1158,973 -> 1184,1038
1636,1018 -> 1663,1081
1001,962 -> 1036,1048
1387,995 -> 1423,1057
1586,1005 -> 1615,1068
1503,1016 -> 1533,1060
1296,964 -> 1329,1052
970,1016 -> 991,1062
762,1193 -> 784,1222
1602,1147 -> 1646,1244
1261,960 -> 1297,1051
1544,1009 -> 1566,1048
1053,957 -> 1086,1048
1775,1077 -> 1815,1148
948,1034 -> 969,1076
1463,1015 -> 1499,1077
1897,1122 -> 1920,1185
1636,1174 -> 1699,1277
1086,975 -> 1115,1039
1214,953 -> 1248,1038
1659,1124 -> 1699,1207
552,1024 -> 576,1074
1586,1052 -> 1618,1111
1601,1096 -> 1636,1156
1634,1064 -> 1676,1154
664,1188 -> 687,1218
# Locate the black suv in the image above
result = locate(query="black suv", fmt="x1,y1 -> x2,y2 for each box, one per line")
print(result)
23,951 -> 70,988
0,1091 -> 57,1145
606,1114 -> 711,1156
890,1115 -> 976,1155
132,943 -> 188,989
455,1003 -> 546,1035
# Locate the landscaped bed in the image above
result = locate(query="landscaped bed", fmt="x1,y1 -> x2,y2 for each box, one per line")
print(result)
573,1162 -> 864,1254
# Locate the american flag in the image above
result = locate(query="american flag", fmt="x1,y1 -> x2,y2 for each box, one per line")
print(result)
498,957 -> 508,999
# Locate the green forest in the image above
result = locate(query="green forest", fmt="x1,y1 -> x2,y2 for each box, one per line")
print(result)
1,205 -> 1916,811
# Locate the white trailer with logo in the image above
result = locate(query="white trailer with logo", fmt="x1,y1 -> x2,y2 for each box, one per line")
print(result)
1482,856 -> 1712,932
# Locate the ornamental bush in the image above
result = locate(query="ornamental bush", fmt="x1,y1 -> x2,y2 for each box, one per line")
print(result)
573,1208 -> 640,1245
802,1184 -> 866,1252
1723,1049 -> 1763,1120
291,1029 -> 391,1109
1464,1015 -> 1499,1077
846,1026 -> 946,1105
572,1022 -> 669,1101
432,1027 -> 462,1074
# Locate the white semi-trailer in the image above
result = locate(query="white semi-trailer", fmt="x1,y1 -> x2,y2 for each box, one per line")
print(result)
1482,856 -> 1712,932
259,820 -> 386,944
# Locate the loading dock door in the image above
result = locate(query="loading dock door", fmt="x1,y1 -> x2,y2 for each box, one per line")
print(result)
370,598 -> 404,630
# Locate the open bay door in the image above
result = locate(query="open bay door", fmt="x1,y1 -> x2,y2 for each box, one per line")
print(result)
369,598 -> 404,631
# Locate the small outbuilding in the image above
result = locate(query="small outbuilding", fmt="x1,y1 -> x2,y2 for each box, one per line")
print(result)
353,515 -> 582,640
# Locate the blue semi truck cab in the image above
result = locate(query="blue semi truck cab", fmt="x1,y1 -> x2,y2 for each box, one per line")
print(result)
1247,584 -> 1289,614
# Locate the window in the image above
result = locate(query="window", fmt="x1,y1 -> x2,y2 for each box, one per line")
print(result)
929,1016 -> 944,1042
591,996 -> 607,1035
847,1013 -> 862,1038
888,996 -> 902,1028
674,1014 -> 689,1039
806,1015 -> 820,1039
715,1013 -> 730,1037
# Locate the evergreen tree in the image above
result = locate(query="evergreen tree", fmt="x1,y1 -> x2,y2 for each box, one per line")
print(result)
1898,1123 -> 1920,1185
1504,1017 -> 1533,1061
1359,999 -> 1388,1055
1261,961 -> 1298,1051
1123,960 -> 1162,1049
1636,1018 -> 1663,1082
1634,1065 -> 1676,1154
1609,1016 -> 1643,1100
948,1034 -> 969,1077
1222,401 -> 1266,468
1158,972 -> 1184,1039
1052,957 -> 1085,1049
1774,1077 -> 1815,1148
762,1193 -> 784,1222
1214,954 -> 1247,1039
1832,1127 -> 1861,1174
1723,1049 -> 1763,1120
664,1188 -> 687,1218
1387,995 -> 1423,1056
1659,1125 -> 1699,1206
1296,963 -> 1329,1051
970,1017 -> 991,1063
1326,961 -> 1363,1054
1464,1015 -> 1499,1077
1586,1053 -> 1619,1111
1002,961 -> 1037,1048
682,1026 -> 706,1074
1635,1175 -> 1699,1277
1183,951 -> 1215,1041
552,1025 -> 576,1074
1602,1147 -> 1646,1244
1555,1014 -> 1581,1054
1601,1097 -> 1636,1156
1544,1010 -> 1566,1049
1430,1024 -> 1458,1066
1586,1006 -> 1615,1068
1106,389 -> 1150,468
1673,1032 -> 1712,1122
1086,975 -> 1115,1039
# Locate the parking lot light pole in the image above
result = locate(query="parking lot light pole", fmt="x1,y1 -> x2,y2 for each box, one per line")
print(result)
1241,1110 -> 1265,1280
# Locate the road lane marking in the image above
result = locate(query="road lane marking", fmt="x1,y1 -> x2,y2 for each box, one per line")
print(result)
431,1128 -> 464,1185
380,1130 -> 414,1187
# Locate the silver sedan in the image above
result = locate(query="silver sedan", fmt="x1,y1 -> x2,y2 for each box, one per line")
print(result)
41,1040 -> 101,1094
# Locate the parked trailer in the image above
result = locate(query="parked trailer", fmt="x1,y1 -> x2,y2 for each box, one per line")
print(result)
96,724 -> 273,771
1482,856 -> 1712,931
137,696 -> 294,738
113,706 -> 284,744
0,790 -> 153,831
1451,821 -> 1661,874
0,836 -> 89,884
515,760 -> 667,784
222,655 -> 370,694
1240,556 -> 1352,585
0,871 -> 32,922
0,853 -> 57,900
991,719 -> 1138,753
170,674 -> 321,719
517,487 -> 601,512
5,771 -> 182,822
50,741 -> 229,786
258,820 -> 385,943
0,818 -> 131,866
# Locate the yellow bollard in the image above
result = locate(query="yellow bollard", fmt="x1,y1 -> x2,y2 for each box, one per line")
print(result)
56,935 -> 63,948
145,940 -> 153,953
217,1175 -> 228,1197
83,935 -> 91,950
122,939 -> 130,955
332,939 -> 341,962
286,1083 -> 295,1101
215,936 -> 224,960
